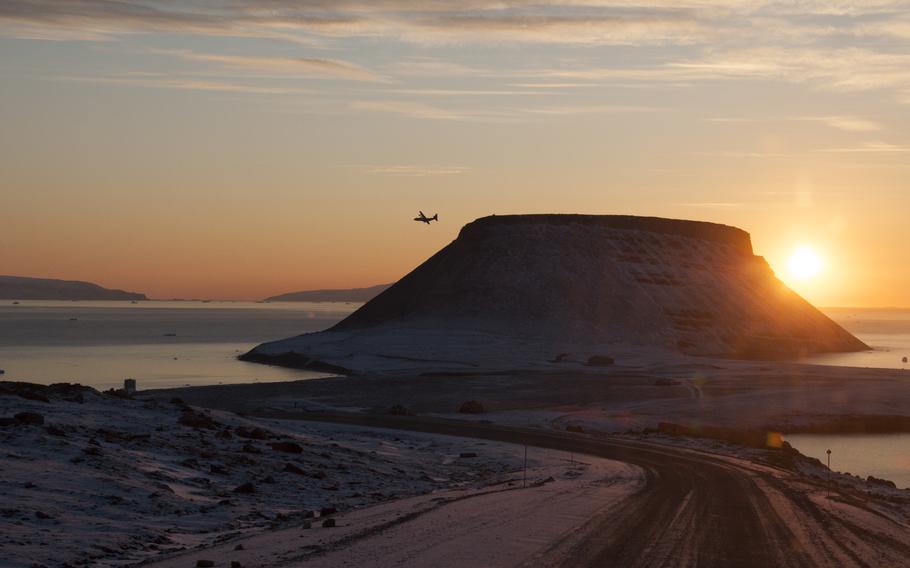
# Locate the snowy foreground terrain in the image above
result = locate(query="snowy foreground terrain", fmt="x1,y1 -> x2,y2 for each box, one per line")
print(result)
0,384 -> 630,567
4,369 -> 910,567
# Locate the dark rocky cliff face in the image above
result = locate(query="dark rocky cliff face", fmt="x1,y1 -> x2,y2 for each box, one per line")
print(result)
330,214 -> 865,359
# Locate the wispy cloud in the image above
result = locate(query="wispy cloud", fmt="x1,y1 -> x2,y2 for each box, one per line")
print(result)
53,74 -> 302,95
708,115 -> 882,132
154,49 -> 381,81
351,164 -> 469,176
817,142 -> 910,153
6,1 -> 910,107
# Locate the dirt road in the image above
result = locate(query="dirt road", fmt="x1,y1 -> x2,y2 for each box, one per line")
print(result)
263,412 -> 910,567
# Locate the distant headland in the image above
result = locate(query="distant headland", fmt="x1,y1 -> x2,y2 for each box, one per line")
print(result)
264,283 -> 390,303
0,275 -> 147,301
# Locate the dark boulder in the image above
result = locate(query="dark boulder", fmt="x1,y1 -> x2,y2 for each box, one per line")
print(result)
235,426 -> 272,440
269,441 -> 303,454
458,400 -> 485,414
178,409 -> 221,430
45,425 -> 66,437
233,482 -> 256,494
14,412 -> 44,426
283,463 -> 305,475
388,404 -> 412,416
585,355 -> 615,366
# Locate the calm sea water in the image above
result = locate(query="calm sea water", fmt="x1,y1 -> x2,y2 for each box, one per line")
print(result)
785,434 -> 910,490
1,303 -> 907,388
806,308 -> 910,370
0,300 -> 357,390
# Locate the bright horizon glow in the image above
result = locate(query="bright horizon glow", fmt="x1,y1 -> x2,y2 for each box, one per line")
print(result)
788,246 -> 824,282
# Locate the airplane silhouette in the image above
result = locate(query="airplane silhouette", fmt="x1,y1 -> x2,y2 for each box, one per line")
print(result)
414,211 -> 438,225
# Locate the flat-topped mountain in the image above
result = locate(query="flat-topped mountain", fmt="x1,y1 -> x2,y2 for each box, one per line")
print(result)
265,284 -> 390,303
0,275 -> 147,301
243,214 -> 867,374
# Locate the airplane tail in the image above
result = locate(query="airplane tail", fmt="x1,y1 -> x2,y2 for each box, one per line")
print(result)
432,214 -> 438,221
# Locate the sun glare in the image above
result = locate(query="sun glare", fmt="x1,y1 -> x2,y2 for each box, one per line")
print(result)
788,246 -> 823,281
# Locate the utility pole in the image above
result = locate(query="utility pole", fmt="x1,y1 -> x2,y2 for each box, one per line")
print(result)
523,443 -> 527,488
826,449 -> 832,498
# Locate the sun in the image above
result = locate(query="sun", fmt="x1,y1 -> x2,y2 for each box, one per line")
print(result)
788,246 -> 823,281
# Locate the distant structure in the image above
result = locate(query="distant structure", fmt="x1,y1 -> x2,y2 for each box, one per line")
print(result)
903,356 -> 908,364
243,214 -> 869,373
123,379 -> 136,394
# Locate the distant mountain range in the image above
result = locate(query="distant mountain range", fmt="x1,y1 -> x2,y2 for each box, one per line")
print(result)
265,284 -> 390,303
0,275 -> 147,301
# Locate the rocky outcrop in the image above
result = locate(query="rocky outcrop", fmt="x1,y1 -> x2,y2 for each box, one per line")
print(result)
243,214 -> 867,373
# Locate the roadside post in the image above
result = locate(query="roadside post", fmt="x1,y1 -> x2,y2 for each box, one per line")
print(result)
523,443 -> 527,488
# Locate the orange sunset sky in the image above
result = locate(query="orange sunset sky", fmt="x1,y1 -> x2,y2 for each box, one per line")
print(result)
1,2 -> 908,305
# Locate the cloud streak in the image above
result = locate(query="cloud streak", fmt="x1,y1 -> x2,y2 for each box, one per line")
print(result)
154,49 -> 380,81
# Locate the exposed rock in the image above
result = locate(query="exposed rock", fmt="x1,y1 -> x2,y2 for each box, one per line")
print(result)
14,412 -> 44,426
233,544 -> 245,551
178,409 -> 221,430
388,404 -> 412,416
196,560 -> 215,568
867,476 -> 897,488
231,562 -> 243,568
45,425 -> 66,437
322,518 -> 336,528
458,400 -> 485,414
283,463 -> 305,475
459,452 -> 477,458
233,482 -> 256,494
585,355 -> 614,366
103,388 -> 133,400
235,426 -> 272,440
565,425 -> 585,433
320,506 -> 337,516
241,442 -> 261,454
269,441 -> 303,454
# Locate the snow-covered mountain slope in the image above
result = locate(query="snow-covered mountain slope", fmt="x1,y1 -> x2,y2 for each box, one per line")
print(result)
243,214 -> 867,374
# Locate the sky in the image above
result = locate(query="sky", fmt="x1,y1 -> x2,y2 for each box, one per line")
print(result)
1,1 -> 908,305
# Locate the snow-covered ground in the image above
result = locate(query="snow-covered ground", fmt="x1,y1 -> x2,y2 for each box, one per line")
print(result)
146,453 -> 640,568
0,384 -> 583,568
